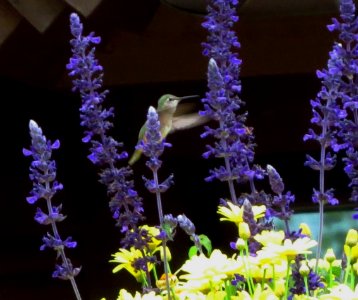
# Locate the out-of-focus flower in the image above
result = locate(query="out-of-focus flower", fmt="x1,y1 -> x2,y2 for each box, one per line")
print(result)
319,284 -> 358,299
116,289 -> 162,300
237,284 -> 279,300
254,230 -> 285,247
258,237 -> 317,262
179,249 -> 243,292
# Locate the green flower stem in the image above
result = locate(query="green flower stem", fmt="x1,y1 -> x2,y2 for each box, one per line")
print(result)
315,200 -> 324,272
170,287 -> 178,300
152,169 -> 171,300
350,268 -> 355,290
272,264 -> 276,292
284,258 -> 292,300
225,279 -> 232,299
261,268 -> 267,290
303,275 -> 309,297
328,263 -> 333,288
344,247 -> 352,285
152,264 -> 159,282
139,249 -> 153,288
140,272 -> 149,288
240,243 -> 254,296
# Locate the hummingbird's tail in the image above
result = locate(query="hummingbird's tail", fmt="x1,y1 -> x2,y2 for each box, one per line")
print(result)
128,149 -> 142,165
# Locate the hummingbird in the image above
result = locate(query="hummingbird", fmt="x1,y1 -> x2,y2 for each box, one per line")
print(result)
128,94 -> 207,165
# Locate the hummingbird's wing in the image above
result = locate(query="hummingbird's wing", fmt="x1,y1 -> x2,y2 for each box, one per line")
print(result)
171,113 -> 209,133
173,103 -> 196,116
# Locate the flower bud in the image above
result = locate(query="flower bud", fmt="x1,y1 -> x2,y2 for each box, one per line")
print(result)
352,244 -> 358,262
267,164 -> 284,194
299,261 -> 310,276
345,229 -> 358,247
324,248 -> 336,264
159,246 -> 172,262
235,238 -> 246,251
239,222 -> 251,240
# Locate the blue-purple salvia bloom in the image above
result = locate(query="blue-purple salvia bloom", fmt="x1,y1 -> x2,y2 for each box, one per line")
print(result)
327,0 -> 358,203
304,42 -> 345,207
304,0 -> 356,264
137,106 -> 173,298
201,0 -> 264,204
138,106 -> 174,192
23,120 -> 81,299
66,13 -> 146,248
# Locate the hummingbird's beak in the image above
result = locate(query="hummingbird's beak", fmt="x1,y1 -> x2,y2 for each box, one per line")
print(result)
178,95 -> 200,101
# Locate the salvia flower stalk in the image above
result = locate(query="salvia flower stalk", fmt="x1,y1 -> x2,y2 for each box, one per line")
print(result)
66,13 -> 149,252
304,0 -> 356,265
136,106 -> 174,299
23,120 -> 82,300
327,0 -> 358,203
201,0 -> 264,205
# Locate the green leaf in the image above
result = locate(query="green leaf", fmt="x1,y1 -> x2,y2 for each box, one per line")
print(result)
199,234 -> 212,255
188,246 -> 198,258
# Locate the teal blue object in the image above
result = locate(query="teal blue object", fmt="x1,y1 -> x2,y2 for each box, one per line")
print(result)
274,210 -> 357,257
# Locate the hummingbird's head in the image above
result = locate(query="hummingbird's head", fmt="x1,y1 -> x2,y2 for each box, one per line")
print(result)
157,94 -> 199,112
157,94 -> 181,112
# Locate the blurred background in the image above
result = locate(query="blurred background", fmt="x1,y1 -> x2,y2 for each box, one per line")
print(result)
0,0 -> 355,299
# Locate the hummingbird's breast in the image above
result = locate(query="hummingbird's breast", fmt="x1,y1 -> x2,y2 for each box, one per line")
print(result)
159,112 -> 173,138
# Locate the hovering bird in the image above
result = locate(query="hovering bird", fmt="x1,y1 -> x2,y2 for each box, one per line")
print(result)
128,94 -> 207,165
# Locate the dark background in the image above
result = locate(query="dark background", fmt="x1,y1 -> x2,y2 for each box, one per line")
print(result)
0,0 -> 355,299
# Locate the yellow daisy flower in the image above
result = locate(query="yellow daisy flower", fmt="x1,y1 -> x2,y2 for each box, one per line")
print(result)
117,289 -> 162,300
110,247 -> 153,281
140,225 -> 162,252
217,201 -> 266,226
254,230 -> 285,246
179,249 -> 243,292
259,237 -> 317,261
237,284 -> 279,300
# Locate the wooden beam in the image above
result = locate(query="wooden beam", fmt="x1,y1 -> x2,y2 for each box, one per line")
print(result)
7,0 -> 65,32
64,0 -> 102,17
0,0 -> 20,45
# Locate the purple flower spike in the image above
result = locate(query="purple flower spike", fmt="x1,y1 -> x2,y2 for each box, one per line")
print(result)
24,120 -> 81,299
67,14 -> 147,253
139,106 -> 174,191
327,0 -> 358,202
201,0 -> 264,204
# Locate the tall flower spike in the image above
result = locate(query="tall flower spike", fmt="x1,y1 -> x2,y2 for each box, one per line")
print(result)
201,0 -> 263,204
137,106 -> 174,299
328,0 -> 358,202
23,120 -> 82,300
304,0 -> 352,265
67,13 -> 146,252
